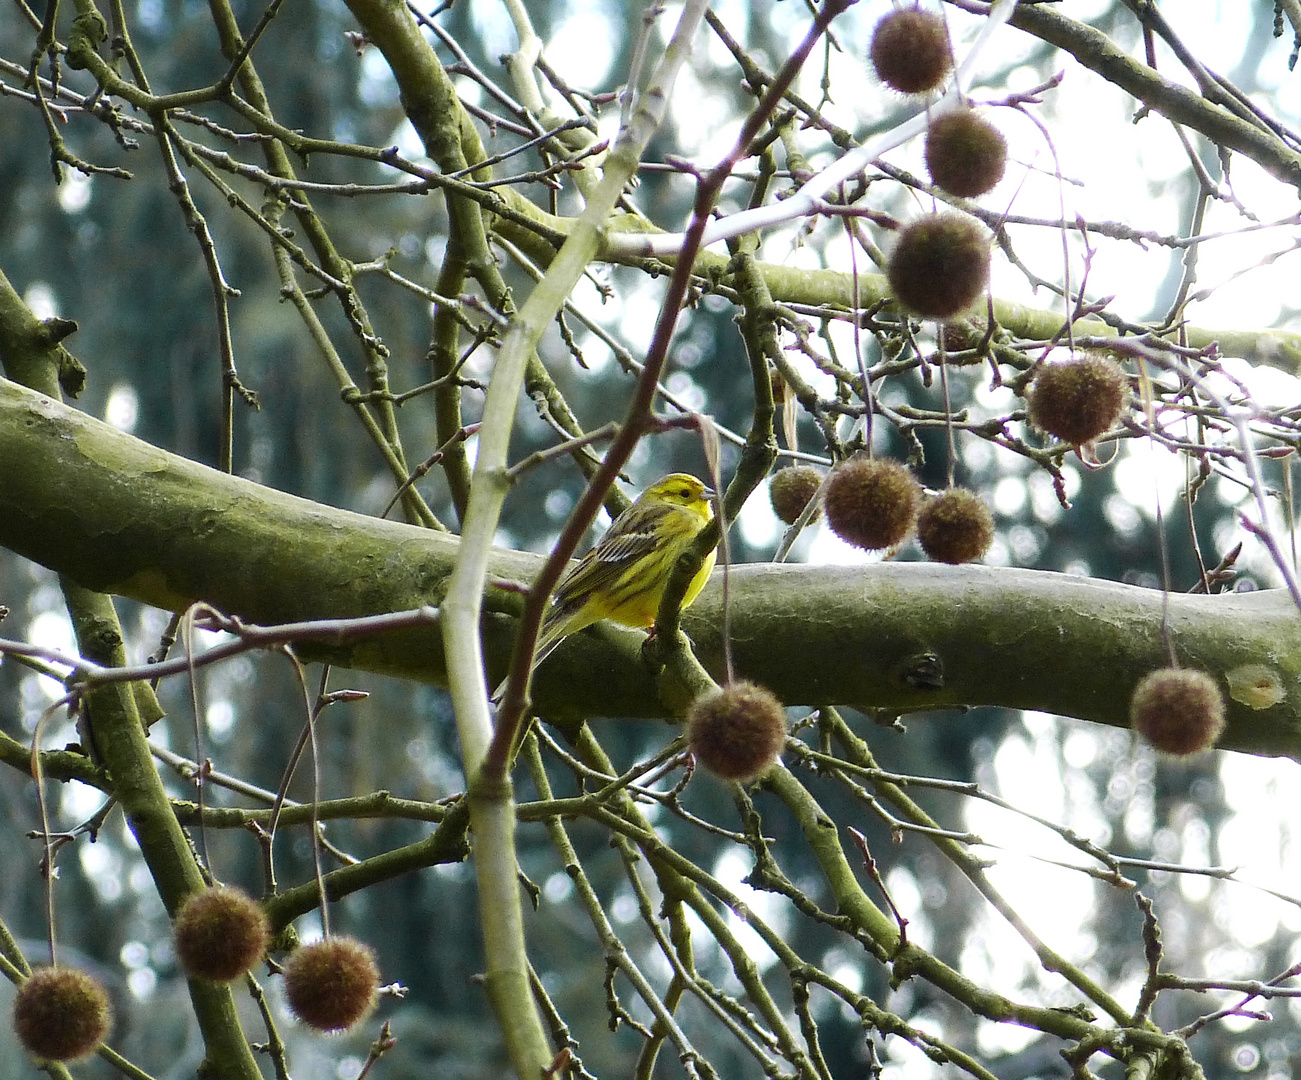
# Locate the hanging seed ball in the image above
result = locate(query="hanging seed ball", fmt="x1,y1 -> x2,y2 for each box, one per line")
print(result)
769,467 -> 823,525
870,6 -> 953,95
887,212 -> 990,320
916,488 -> 994,564
173,886 -> 270,983
688,681 -> 787,782
284,937 -> 380,1033
1131,668 -> 1226,756
13,967 -> 112,1063
1027,353 -> 1128,445
925,109 -> 1008,198
823,458 -> 920,551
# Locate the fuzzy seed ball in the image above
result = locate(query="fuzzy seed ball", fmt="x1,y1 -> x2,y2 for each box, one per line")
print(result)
769,467 -> 823,525
925,110 -> 1008,198
823,458 -> 920,551
916,488 -> 994,564
284,937 -> 379,1033
1131,668 -> 1226,756
687,681 -> 787,782
887,213 -> 990,320
13,967 -> 112,1063
1027,354 -> 1128,445
870,7 -> 953,95
173,886 -> 270,982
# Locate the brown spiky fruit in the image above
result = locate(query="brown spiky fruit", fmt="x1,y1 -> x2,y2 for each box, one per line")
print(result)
887,213 -> 990,320
687,681 -> 787,782
823,458 -> 920,551
284,937 -> 379,1032
870,7 -> 953,95
770,467 -> 823,525
917,488 -> 994,564
1131,668 -> 1226,756
173,886 -> 270,982
12,967 -> 112,1063
925,110 -> 1008,197
1028,354 -> 1128,445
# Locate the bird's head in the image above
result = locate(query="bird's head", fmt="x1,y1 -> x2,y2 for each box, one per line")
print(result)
642,473 -> 715,519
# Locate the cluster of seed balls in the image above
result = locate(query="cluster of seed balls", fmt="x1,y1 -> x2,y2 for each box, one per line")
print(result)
11,885 -> 381,1063
867,8 -> 1134,443
764,347 -> 1130,563
771,462 -> 995,565
757,9 -> 1139,560
869,5 -> 1008,321
692,459 -> 1225,782
170,886 -> 380,1034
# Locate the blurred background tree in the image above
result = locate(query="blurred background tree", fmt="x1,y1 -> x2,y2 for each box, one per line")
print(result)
4,0 -> 1301,1077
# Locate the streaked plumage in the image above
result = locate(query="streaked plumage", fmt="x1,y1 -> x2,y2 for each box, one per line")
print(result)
531,473 -> 717,672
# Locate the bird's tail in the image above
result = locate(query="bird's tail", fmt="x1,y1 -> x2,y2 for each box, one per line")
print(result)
490,618 -> 567,704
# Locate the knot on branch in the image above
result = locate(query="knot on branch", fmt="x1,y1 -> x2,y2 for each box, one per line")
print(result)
67,11 -> 109,70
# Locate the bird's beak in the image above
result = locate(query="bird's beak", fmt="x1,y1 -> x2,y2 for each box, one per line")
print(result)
702,485 -> 716,499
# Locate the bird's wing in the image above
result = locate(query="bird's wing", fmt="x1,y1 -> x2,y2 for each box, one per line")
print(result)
494,504 -> 682,702
549,502 -> 672,613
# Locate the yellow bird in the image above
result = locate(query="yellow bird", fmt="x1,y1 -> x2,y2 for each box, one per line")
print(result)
530,473 -> 718,672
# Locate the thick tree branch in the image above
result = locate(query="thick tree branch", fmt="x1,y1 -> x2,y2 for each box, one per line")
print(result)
0,267 -> 261,1078
995,1 -> 1301,189
523,216 -> 1301,374
2,377 -> 1298,758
